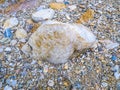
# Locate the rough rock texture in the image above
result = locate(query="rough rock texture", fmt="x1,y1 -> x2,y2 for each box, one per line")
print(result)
22,21 -> 96,64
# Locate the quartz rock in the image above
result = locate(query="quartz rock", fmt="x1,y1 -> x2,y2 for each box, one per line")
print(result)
22,20 -> 96,64
32,9 -> 55,22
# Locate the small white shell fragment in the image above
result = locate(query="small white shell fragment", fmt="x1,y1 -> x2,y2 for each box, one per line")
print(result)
3,17 -> 18,28
4,85 -> 12,90
32,9 -> 55,22
22,20 -> 96,64
15,29 -> 27,39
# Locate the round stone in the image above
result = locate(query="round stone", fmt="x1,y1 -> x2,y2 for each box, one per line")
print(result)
48,80 -> 54,87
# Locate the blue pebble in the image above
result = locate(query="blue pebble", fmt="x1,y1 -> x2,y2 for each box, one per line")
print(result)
111,55 -> 117,61
10,76 -> 16,79
64,1 -> 69,5
74,81 -> 81,89
4,28 -> 13,39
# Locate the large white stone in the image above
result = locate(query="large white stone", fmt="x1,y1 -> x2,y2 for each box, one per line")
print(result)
22,21 -> 96,64
32,9 -> 55,22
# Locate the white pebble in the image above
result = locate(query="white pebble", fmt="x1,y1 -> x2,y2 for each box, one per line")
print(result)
68,5 -> 77,11
10,40 -> 17,46
56,0 -> 64,3
19,38 -> 26,43
101,82 -> 108,87
48,79 -> 54,86
32,9 -> 55,22
0,46 -> 4,53
4,47 -> 12,52
65,14 -> 71,20
4,85 -> 12,90
114,72 -> 120,80
4,17 -> 18,29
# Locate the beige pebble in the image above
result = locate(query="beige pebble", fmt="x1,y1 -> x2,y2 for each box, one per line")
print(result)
15,29 -> 27,39
50,3 -> 66,10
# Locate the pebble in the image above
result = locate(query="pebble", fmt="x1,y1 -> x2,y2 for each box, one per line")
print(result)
114,72 -> 120,79
4,28 -> 13,39
3,17 -> 18,28
111,54 -> 117,61
73,81 -> 81,89
56,0 -> 64,3
49,3 -> 66,10
4,85 -> 12,90
48,79 -> 54,87
15,29 -> 27,39
32,9 -> 55,22
65,14 -> 71,20
4,47 -> 12,52
0,38 -> 11,44
10,40 -> 17,46
0,46 -> 4,53
68,5 -> 77,11
101,82 -> 108,87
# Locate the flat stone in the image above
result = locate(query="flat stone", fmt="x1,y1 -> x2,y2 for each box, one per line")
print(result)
32,9 -> 55,22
